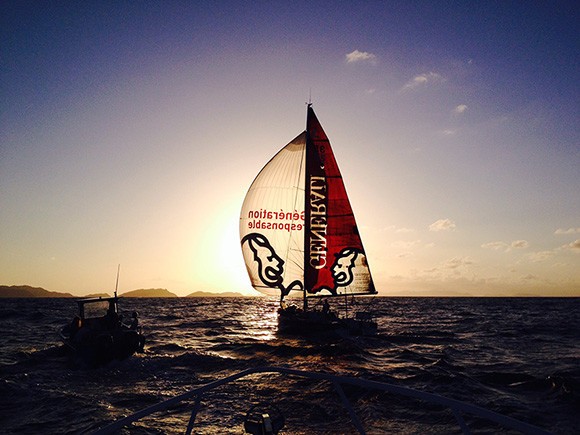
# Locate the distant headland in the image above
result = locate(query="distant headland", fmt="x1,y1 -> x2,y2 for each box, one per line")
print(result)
0,285 -> 247,298
0,285 -> 75,298
120,288 -> 179,298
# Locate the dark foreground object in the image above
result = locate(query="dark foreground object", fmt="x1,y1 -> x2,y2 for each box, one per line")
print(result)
59,296 -> 145,366
277,305 -> 377,337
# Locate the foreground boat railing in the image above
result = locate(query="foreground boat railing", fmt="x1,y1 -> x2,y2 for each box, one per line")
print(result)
93,366 -> 550,435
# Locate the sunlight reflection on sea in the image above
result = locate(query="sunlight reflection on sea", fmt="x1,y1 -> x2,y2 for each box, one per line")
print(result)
0,297 -> 578,434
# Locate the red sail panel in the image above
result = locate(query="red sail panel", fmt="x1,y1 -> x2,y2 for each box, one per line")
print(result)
305,106 -> 375,295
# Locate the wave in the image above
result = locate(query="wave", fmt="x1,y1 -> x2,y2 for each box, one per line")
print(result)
0,297 -> 578,433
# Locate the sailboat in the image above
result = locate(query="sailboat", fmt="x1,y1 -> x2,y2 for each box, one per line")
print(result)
240,104 -> 378,336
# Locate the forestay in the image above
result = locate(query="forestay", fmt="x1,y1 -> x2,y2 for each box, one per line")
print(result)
240,105 -> 376,300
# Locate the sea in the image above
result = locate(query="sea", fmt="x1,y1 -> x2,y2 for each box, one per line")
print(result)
0,297 -> 578,434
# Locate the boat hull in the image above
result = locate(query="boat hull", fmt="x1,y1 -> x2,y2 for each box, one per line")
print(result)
60,327 -> 144,366
277,308 -> 377,337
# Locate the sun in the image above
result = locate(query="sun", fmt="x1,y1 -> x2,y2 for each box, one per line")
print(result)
185,200 -> 255,295
215,214 -> 253,292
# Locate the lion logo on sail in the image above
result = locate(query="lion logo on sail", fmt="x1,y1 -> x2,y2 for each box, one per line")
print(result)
241,233 -> 302,298
331,248 -> 364,288
242,233 -> 369,298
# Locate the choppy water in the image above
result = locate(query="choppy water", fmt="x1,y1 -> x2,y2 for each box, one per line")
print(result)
0,297 -> 578,434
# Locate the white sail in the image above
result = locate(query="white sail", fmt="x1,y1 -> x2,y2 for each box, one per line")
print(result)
239,132 -> 306,296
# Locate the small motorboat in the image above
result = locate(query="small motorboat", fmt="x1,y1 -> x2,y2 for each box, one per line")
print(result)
59,295 -> 145,366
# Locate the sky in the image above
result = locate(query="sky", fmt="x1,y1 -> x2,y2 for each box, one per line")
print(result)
1,1 -> 578,297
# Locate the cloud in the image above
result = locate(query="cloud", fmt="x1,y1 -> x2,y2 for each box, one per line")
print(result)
482,241 -> 509,250
391,240 -> 422,249
482,240 -> 529,252
441,129 -> 457,136
382,225 -> 415,234
527,251 -> 555,262
519,240 -> 578,263
402,72 -> 445,91
555,228 -> 580,235
395,227 -> 415,234
561,239 -> 580,252
429,219 -> 456,232
454,104 -> 468,114
445,257 -> 473,269
511,240 -> 529,249
345,50 -> 377,64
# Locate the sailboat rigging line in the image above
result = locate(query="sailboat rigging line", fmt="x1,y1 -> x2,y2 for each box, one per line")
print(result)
281,129 -> 307,287
287,257 -> 304,271
94,366 -> 550,435
302,112 -> 313,312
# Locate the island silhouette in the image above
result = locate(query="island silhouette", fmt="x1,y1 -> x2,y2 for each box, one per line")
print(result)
0,285 -> 247,298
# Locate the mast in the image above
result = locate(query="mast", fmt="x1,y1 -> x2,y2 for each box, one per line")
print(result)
303,103 -> 312,311
114,264 -> 120,298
